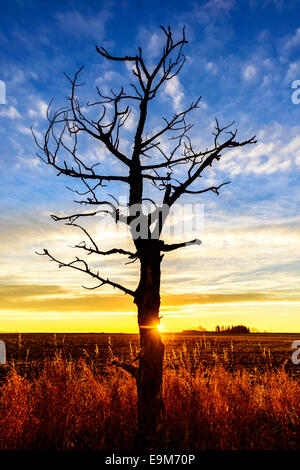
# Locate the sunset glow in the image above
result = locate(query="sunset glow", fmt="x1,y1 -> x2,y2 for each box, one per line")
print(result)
0,0 -> 300,333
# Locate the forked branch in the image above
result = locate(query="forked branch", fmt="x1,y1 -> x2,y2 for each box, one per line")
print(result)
37,249 -> 135,296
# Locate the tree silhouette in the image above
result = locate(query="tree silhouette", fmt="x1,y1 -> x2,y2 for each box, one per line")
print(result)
34,26 -> 256,449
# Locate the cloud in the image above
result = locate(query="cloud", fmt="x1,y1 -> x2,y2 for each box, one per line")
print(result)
0,284 -> 134,313
250,0 -> 296,8
28,99 -> 48,119
205,61 -> 218,75
285,60 -> 300,83
218,123 -> 300,176
161,220 -> 300,296
163,76 -> 184,112
123,108 -> 137,132
1,207 -> 299,305
1,283 -> 298,315
146,32 -> 162,58
17,125 -> 32,135
56,6 -> 112,41
242,64 -> 258,82
137,28 -> 162,60
195,0 -> 236,24
0,1 -> 299,332
0,105 -> 21,119
280,27 -> 300,60
0,210 -> 138,292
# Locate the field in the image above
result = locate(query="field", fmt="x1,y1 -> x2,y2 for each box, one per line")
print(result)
0,332 -> 299,379
0,332 -> 299,450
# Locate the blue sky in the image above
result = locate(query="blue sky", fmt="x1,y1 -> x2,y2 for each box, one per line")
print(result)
0,0 -> 300,332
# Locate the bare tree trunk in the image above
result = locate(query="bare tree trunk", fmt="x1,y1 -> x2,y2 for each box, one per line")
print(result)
134,239 -> 165,449
37,25 -> 257,454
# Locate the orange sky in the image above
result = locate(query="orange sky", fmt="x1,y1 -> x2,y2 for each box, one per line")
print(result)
1,283 -> 300,332
0,213 -> 300,333
1,1 -> 300,334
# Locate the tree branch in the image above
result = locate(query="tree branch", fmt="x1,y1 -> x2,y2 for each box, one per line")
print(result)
166,131 -> 257,206
74,242 -> 137,259
111,360 -> 138,380
37,249 -> 135,296
162,239 -> 202,252
181,181 -> 231,195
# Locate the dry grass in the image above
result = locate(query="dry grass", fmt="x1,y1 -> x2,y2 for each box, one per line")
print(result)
0,348 -> 299,450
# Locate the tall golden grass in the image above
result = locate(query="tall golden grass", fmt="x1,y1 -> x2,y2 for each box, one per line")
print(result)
0,348 -> 299,450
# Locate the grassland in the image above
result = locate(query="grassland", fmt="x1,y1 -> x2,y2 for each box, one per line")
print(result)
0,332 -> 299,450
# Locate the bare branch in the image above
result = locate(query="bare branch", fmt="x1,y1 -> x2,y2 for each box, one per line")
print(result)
181,181 -> 231,196
65,222 -> 98,251
162,239 -> 202,252
37,249 -> 135,297
35,26 -> 257,321
74,243 -> 137,259
141,99 -> 200,153
166,130 -> 257,206
111,360 -> 138,380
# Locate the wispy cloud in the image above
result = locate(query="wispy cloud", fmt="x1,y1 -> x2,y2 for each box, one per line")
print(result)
28,99 -> 48,119
219,123 -> 300,176
163,76 -> 184,112
242,64 -> 258,82
0,105 -> 20,119
194,0 -> 236,24
0,0 -> 300,331
56,5 -> 112,41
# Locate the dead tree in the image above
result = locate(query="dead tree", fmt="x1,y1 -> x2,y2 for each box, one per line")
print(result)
34,26 -> 256,449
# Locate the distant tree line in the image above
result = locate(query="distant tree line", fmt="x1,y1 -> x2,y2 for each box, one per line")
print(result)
182,326 -> 207,334
215,325 -> 250,334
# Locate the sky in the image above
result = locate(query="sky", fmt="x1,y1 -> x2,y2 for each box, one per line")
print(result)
0,0 -> 300,333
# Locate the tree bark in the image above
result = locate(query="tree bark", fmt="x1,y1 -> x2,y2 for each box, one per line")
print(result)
134,239 -> 165,449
